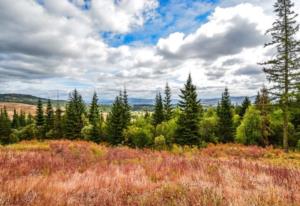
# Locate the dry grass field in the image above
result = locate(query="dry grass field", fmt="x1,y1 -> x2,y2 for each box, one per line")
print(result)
0,140 -> 300,206
0,102 -> 36,118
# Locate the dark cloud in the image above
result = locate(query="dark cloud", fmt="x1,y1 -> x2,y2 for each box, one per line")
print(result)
234,65 -> 263,76
159,17 -> 268,61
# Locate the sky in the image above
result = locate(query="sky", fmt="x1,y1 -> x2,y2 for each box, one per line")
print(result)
0,0 -> 300,101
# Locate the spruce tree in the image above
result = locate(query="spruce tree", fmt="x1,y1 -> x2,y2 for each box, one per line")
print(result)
122,89 -> 131,129
35,98 -> 45,138
53,106 -> 63,138
26,113 -> 34,125
239,97 -> 251,117
152,92 -> 164,127
261,0 -> 300,151
45,99 -> 54,134
163,83 -> 173,121
19,111 -> 26,127
88,92 -> 101,142
217,88 -> 234,143
35,98 -> 44,127
0,107 -> 11,144
174,74 -> 201,145
64,89 -> 86,139
11,109 -> 20,129
106,95 -> 125,145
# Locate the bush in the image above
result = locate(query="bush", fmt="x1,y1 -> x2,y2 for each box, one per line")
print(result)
236,106 -> 262,145
124,126 -> 153,148
17,124 -> 37,141
154,135 -> 167,150
199,108 -> 219,143
156,119 -> 177,145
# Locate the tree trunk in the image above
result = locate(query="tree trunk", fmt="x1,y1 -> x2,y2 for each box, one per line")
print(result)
283,0 -> 289,153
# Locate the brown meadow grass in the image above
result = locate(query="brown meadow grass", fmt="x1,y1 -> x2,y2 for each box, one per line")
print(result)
0,140 -> 299,206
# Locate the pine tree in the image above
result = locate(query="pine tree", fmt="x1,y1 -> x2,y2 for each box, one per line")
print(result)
0,107 -> 12,144
256,86 -> 272,146
106,95 -> 125,145
11,109 -> 20,129
164,83 -> 173,121
239,97 -> 251,117
19,111 -> 26,127
35,98 -> 44,127
174,74 -> 201,145
88,92 -> 101,142
45,99 -> 54,134
64,89 -> 86,139
217,88 -> 234,143
152,92 -> 164,126
122,89 -> 131,129
53,106 -> 63,138
26,113 -> 34,125
261,0 -> 300,151
254,91 -> 261,106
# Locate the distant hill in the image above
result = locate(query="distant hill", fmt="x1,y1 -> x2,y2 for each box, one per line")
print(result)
0,94 -> 67,106
0,93 -> 256,108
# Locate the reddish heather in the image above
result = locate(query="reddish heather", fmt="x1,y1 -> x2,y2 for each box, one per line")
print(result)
0,141 -> 299,206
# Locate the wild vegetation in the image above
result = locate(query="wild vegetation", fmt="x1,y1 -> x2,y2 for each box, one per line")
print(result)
0,140 -> 299,206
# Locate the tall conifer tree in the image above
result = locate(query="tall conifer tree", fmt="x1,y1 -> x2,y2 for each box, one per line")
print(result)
64,89 -> 85,139
35,99 -> 44,127
261,0 -> 300,151
122,89 -> 131,129
152,92 -> 164,126
239,97 -> 251,117
0,107 -> 11,144
163,83 -> 173,121
11,109 -> 20,129
53,106 -> 63,138
175,74 -> 201,145
88,92 -> 101,142
106,95 -> 125,145
45,99 -> 54,134
217,88 -> 234,143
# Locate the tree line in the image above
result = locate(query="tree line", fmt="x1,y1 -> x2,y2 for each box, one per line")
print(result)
0,0 -> 300,150
1,75 -> 300,150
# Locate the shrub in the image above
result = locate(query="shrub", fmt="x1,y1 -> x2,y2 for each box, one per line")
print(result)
199,108 -> 219,143
124,125 -> 154,148
154,135 -> 167,150
236,106 -> 262,145
156,119 -> 177,145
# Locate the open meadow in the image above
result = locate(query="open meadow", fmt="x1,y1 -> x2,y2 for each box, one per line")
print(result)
0,140 -> 299,206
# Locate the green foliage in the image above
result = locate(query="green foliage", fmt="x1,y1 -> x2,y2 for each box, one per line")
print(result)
35,98 -> 44,127
239,96 -> 251,117
107,95 -> 125,145
156,118 -> 177,146
88,92 -> 102,142
53,106 -> 64,138
64,89 -> 85,139
152,92 -> 164,127
11,109 -> 20,129
154,135 -> 167,150
13,124 -> 37,141
217,88 -> 234,143
0,107 -> 12,144
45,99 -> 54,134
124,118 -> 154,148
236,106 -> 262,145
199,108 -> 219,143
261,0 -> 300,151
163,83 -> 173,121
175,74 -> 202,145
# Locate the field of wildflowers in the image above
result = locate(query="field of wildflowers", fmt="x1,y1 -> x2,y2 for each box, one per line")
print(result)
0,140 -> 299,206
